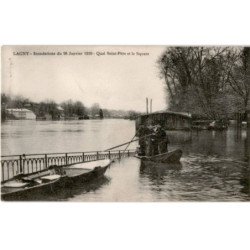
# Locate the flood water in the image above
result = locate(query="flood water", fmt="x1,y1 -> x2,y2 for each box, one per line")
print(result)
1,119 -> 250,201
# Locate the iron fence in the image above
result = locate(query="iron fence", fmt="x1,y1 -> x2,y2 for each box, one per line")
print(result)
1,149 -> 137,182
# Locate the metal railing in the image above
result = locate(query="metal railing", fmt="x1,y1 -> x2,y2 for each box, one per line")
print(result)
1,149 -> 137,183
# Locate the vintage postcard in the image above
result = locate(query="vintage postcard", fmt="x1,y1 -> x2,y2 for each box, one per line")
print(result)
1,45 -> 250,201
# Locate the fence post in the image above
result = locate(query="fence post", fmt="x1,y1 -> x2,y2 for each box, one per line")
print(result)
96,151 -> 99,160
108,151 -> 111,159
82,152 -> 85,162
2,164 -> 4,181
7,162 -> 10,180
12,162 -> 15,177
65,153 -> 68,165
119,150 -> 121,159
128,150 -> 130,157
19,155 -> 23,173
45,154 -> 48,169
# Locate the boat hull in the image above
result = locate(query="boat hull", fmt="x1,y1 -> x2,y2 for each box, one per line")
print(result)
62,159 -> 111,185
136,149 -> 182,163
1,175 -> 65,201
63,166 -> 109,185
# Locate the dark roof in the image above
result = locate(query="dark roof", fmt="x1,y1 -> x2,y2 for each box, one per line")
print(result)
138,111 -> 192,119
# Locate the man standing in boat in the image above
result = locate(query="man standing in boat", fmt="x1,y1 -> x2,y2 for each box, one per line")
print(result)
138,125 -> 151,156
155,125 -> 169,154
138,124 -> 169,156
151,125 -> 159,155
145,125 -> 155,156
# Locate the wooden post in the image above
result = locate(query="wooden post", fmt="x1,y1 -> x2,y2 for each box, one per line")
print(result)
108,151 -> 111,159
119,150 -> 121,159
97,151 -> 99,160
128,150 -> 130,157
82,152 -> 85,162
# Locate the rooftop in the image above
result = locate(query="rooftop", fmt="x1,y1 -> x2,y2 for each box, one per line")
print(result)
139,110 -> 192,118
6,108 -> 34,112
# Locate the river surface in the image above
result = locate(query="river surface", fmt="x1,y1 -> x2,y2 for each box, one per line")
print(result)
1,119 -> 250,201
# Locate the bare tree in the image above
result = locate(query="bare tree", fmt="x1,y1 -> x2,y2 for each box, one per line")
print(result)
158,46 -> 242,119
227,48 -> 250,113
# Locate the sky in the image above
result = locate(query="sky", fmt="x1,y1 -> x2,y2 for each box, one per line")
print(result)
2,45 -> 167,112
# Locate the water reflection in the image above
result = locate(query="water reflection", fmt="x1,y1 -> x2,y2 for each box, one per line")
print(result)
51,176 -> 111,201
139,161 -> 182,193
140,161 -> 182,183
16,176 -> 111,201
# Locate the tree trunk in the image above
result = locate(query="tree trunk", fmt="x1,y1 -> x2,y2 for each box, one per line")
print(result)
244,47 -> 250,177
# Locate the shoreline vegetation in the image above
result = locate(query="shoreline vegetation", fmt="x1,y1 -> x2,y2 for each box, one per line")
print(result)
1,94 -> 141,121
157,47 -> 249,121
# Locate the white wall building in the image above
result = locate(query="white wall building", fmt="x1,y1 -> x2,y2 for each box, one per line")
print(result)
6,108 -> 36,120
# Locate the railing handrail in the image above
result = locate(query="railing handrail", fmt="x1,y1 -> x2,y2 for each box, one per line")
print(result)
1,149 -> 137,158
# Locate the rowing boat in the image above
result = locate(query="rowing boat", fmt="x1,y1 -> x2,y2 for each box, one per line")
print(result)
1,160 -> 111,200
1,167 -> 66,201
62,159 -> 111,184
135,149 -> 182,163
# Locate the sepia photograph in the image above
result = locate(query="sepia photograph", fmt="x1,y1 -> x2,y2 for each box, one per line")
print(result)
1,45 -> 250,201
1,2 -> 250,250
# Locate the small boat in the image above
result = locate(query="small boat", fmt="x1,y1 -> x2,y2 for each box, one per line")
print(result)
62,159 -> 111,184
1,166 -> 66,201
135,149 -> 182,163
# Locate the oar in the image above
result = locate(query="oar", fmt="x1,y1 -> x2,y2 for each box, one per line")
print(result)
104,127 -> 141,154
104,132 -> 155,152
121,128 -> 156,156
122,132 -> 139,155
105,138 -> 139,151
122,129 -> 160,157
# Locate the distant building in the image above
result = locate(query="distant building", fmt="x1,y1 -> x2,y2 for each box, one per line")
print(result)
24,103 -> 32,108
6,108 -> 36,120
57,106 -> 65,119
57,106 -> 64,112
